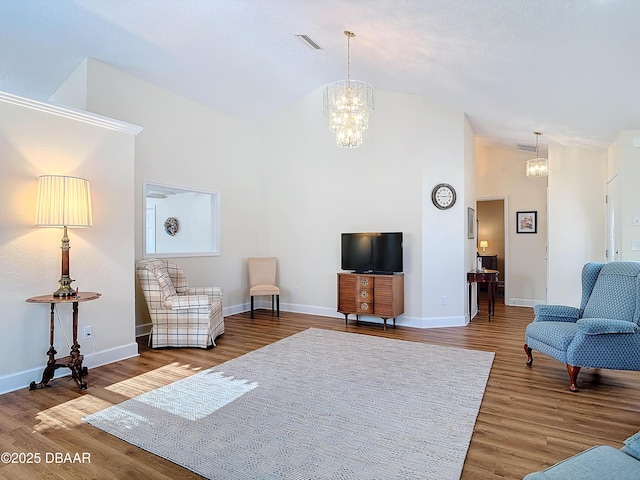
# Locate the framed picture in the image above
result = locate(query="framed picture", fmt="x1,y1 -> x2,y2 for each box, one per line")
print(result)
467,207 -> 475,239
516,211 -> 537,234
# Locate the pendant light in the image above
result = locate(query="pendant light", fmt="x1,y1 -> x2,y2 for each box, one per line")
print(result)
526,132 -> 548,177
323,31 -> 375,148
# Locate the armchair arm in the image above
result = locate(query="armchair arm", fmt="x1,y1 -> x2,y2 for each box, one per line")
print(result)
533,304 -> 581,323
169,294 -> 210,310
189,286 -> 223,302
577,318 -> 639,335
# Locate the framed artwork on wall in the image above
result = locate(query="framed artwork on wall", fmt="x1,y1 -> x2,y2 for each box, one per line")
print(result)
516,211 -> 537,234
467,207 -> 475,239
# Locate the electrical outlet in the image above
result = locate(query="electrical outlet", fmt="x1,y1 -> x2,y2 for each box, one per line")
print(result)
441,296 -> 448,305
83,326 -> 92,339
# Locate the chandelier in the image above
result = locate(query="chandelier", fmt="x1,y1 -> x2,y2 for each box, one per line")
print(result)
526,131 -> 549,177
323,31 -> 375,148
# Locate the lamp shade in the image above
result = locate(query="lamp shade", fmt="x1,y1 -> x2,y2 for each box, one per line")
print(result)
479,241 -> 488,249
35,175 -> 92,227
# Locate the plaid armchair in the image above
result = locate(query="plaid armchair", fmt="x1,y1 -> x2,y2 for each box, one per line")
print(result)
136,258 -> 224,349
524,261 -> 640,391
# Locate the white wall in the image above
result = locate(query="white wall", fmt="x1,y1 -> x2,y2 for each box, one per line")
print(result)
608,130 -> 640,262
63,60 -> 473,328
70,59 -> 263,328
0,93 -> 139,393
547,144 -> 606,306
148,192 -> 213,255
476,144 -> 547,306
260,89 -> 472,327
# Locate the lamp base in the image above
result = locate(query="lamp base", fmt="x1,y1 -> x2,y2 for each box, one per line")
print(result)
53,275 -> 76,297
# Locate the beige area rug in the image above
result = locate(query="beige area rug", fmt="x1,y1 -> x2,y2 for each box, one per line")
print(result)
84,328 -> 494,479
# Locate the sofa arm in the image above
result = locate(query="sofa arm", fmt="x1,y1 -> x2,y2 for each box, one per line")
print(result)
533,304 -> 581,323
189,286 -> 223,301
577,318 -> 639,335
169,294 -> 210,310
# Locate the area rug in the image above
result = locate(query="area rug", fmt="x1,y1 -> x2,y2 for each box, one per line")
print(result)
83,328 -> 494,479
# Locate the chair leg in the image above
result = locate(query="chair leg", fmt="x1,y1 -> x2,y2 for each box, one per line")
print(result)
524,343 -> 533,367
271,295 -> 274,315
276,294 -> 280,317
567,364 -> 581,392
251,296 -> 254,319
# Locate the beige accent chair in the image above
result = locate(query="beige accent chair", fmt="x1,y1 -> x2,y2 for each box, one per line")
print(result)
248,257 -> 280,319
136,258 -> 224,348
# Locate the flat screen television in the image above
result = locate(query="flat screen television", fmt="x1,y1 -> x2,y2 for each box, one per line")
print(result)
341,232 -> 403,274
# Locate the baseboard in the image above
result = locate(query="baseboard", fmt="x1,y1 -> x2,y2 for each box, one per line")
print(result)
0,342 -> 139,395
235,301 -> 469,329
135,301 -> 481,341
506,298 -> 541,308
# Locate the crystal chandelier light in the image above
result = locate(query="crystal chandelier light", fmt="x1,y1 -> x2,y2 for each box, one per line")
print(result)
323,31 -> 375,148
526,131 -> 549,177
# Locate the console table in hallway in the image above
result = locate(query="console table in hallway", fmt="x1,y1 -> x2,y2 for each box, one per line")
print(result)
467,270 -> 499,322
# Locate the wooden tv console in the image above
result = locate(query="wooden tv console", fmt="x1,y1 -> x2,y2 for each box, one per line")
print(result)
337,272 -> 404,330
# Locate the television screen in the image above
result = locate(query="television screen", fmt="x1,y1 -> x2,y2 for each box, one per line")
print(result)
341,232 -> 403,274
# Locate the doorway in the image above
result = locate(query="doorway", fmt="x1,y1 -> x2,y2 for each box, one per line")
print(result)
477,197 -> 508,302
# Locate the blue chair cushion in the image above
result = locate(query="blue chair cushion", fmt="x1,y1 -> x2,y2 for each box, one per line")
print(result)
526,321 -> 578,352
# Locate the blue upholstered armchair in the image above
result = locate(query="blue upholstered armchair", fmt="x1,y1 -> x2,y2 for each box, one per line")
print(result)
524,261 -> 640,392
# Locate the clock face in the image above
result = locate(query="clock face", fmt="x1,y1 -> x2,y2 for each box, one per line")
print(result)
431,183 -> 456,210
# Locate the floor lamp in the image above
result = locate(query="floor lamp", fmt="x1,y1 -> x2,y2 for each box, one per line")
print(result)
35,175 -> 93,297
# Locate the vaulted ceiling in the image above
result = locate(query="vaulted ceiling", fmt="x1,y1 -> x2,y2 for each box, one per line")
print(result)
1,1 -> 639,151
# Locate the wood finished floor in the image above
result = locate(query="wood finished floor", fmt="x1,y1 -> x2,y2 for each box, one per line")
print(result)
2,297 -> 640,479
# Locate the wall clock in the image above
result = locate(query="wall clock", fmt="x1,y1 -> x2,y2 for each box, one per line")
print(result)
431,183 -> 456,210
164,217 -> 179,236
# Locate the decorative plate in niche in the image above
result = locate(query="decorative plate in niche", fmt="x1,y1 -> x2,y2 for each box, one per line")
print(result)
164,217 -> 179,236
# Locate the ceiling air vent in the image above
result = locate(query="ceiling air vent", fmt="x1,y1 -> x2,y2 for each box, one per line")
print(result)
517,143 -> 537,152
295,34 -> 323,50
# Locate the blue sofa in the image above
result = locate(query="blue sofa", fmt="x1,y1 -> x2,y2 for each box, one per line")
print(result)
524,432 -> 640,479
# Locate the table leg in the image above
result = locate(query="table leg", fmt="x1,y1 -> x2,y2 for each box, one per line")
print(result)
491,282 -> 497,316
30,303 -> 59,390
69,301 -> 87,390
487,281 -> 494,322
468,282 -> 472,318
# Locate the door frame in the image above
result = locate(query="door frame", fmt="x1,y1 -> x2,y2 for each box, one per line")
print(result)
477,195 -> 509,304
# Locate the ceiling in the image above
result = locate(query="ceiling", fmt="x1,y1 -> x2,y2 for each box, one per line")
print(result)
1,0 -> 639,152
